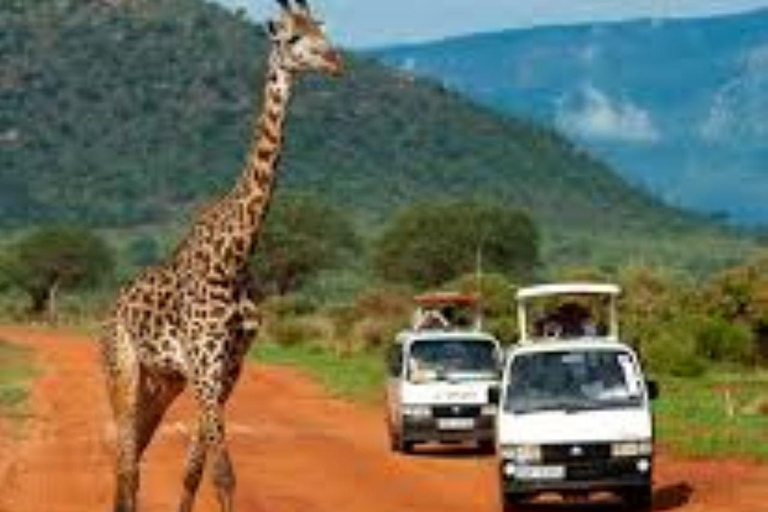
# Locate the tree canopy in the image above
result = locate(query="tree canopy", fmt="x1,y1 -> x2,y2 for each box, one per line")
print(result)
374,201 -> 539,288
0,226 -> 114,318
250,194 -> 361,297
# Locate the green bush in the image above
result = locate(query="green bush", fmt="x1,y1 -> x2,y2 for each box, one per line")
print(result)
640,318 -> 708,377
695,316 -> 755,364
267,317 -> 324,347
352,317 -> 402,351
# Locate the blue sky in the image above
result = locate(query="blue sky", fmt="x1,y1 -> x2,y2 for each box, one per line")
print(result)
214,0 -> 768,48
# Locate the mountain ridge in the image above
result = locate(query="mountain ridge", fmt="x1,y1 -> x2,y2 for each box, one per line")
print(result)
372,8 -> 768,225
2,0 -> 708,235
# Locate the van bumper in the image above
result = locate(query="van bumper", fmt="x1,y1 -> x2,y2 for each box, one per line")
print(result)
402,415 -> 496,443
500,457 -> 652,495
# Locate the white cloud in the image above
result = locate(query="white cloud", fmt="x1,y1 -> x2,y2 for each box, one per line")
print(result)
700,44 -> 768,141
556,85 -> 661,143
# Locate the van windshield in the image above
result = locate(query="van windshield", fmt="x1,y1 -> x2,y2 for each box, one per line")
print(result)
408,339 -> 498,382
504,349 -> 644,414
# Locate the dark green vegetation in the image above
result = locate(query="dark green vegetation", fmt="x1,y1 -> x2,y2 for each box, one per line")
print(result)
2,0 -> 761,274
374,202 -> 539,288
0,226 -> 115,319
374,9 -> 768,224
251,194 -> 361,297
0,340 -> 36,423
3,0 -> 714,233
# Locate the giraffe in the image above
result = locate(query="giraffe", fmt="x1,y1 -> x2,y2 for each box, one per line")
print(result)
99,1 -> 343,511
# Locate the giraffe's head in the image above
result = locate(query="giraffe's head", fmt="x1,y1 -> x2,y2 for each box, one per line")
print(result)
267,0 -> 343,76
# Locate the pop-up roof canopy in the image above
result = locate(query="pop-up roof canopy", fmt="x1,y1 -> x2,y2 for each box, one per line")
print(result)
411,292 -> 480,331
414,292 -> 478,307
516,282 -> 621,343
517,283 -> 620,301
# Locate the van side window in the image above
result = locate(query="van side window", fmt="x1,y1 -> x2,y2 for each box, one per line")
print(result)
387,343 -> 403,377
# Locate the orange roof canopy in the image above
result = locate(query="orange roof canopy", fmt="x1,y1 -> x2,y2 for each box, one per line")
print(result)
414,292 -> 478,307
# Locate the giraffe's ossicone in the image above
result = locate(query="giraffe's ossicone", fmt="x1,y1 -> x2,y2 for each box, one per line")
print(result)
100,1 -> 343,511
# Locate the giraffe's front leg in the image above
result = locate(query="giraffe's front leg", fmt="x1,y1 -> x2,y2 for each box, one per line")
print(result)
178,417 -> 208,512
179,336 -> 239,512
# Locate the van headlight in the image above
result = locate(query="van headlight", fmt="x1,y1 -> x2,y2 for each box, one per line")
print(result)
402,404 -> 432,418
481,404 -> 497,415
501,444 -> 542,463
611,440 -> 653,457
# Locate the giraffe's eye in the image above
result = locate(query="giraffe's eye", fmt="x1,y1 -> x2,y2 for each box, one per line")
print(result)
287,35 -> 301,45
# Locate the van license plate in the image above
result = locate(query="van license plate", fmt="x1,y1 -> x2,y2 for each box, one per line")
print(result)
437,418 -> 475,430
515,465 -> 565,481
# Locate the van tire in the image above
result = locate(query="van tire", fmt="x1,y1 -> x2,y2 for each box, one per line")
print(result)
389,429 -> 401,452
478,440 -> 495,454
389,429 -> 414,454
501,492 -> 525,512
623,485 -> 652,511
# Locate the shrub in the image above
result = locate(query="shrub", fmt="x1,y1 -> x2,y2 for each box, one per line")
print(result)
695,316 -> 755,365
351,317 -> 401,351
640,317 -> 708,377
267,317 -> 325,347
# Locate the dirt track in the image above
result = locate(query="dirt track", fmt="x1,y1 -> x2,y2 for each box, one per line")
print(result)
0,326 -> 766,512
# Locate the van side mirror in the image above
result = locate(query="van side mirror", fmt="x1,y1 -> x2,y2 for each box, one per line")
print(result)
386,344 -> 403,377
488,385 -> 500,404
646,380 -> 659,400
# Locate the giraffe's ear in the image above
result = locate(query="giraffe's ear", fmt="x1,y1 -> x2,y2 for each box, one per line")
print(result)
294,0 -> 311,13
265,20 -> 280,39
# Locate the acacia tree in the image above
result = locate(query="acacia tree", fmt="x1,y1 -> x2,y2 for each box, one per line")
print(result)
250,194 -> 361,297
374,201 -> 539,288
2,226 -> 114,320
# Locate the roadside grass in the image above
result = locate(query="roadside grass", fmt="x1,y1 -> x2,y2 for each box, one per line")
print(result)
654,372 -> 768,461
251,342 -> 385,402
0,339 -> 36,424
252,342 -> 768,460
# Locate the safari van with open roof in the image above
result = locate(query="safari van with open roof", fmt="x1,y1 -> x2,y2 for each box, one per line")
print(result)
497,283 -> 658,511
385,293 -> 502,454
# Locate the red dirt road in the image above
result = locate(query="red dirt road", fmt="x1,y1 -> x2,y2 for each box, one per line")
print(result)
0,326 -> 766,512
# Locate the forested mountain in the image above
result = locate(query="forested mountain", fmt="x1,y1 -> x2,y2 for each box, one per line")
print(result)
2,0 -> 703,237
373,10 -> 768,224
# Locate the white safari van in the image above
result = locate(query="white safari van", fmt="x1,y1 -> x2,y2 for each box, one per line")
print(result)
497,284 -> 658,511
385,293 -> 502,454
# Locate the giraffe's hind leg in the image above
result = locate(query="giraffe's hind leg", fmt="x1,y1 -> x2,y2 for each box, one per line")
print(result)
105,359 -> 141,512
104,339 -> 185,512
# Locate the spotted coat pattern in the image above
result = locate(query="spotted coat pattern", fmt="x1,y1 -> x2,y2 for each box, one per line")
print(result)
100,3 -> 343,511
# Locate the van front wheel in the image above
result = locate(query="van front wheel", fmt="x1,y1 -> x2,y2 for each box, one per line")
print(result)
623,485 -> 652,511
389,429 -> 415,454
478,440 -> 495,454
501,492 -> 526,512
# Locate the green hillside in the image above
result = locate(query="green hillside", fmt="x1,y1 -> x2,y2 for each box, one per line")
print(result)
3,0 -> 762,275
4,0 -> 702,230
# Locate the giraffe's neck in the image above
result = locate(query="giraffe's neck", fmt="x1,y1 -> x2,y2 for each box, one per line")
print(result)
235,49 -> 293,204
172,48 -> 293,279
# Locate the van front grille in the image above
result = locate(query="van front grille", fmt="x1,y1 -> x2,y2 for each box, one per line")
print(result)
432,405 -> 482,418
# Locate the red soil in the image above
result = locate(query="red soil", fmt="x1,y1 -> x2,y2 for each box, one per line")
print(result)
0,326 -> 766,512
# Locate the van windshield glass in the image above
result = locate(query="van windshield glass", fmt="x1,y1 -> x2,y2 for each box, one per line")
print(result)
408,339 -> 497,382
504,349 -> 643,414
